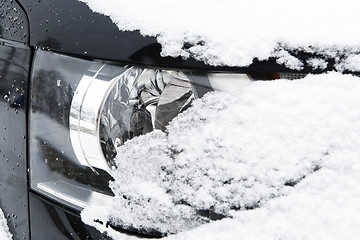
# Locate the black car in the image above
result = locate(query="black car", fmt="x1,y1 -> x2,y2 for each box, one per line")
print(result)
0,0 -> 350,239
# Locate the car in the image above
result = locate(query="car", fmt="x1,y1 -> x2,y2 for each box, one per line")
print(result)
0,0 -> 351,239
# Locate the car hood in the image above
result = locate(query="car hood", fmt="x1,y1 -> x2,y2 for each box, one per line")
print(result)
17,0 -> 339,73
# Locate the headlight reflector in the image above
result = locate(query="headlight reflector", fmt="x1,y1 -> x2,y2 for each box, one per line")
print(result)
70,67 -> 196,173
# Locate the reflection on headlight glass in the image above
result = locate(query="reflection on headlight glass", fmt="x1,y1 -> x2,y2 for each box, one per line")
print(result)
99,68 -> 195,168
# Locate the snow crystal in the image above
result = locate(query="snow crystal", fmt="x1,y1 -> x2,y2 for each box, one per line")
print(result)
0,208 -> 12,240
307,58 -> 328,70
336,54 -> 360,72
81,72 -> 360,239
79,0 -> 360,69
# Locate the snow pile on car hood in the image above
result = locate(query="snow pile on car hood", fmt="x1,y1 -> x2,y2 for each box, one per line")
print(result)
81,72 -> 360,239
80,0 -> 360,70
0,208 -> 12,240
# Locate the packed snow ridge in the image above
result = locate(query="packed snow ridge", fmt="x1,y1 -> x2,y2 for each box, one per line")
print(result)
80,0 -> 360,70
82,72 -> 360,239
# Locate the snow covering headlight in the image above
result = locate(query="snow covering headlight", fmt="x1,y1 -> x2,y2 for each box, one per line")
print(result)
30,50 -> 297,213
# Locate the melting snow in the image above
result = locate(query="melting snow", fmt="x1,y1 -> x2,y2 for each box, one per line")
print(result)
79,0 -> 360,69
81,72 -> 360,239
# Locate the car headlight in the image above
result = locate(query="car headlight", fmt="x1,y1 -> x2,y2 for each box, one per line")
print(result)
29,49 -> 304,226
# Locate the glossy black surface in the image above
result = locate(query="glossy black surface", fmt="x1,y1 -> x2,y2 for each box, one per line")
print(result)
29,193 -> 111,240
0,0 -> 28,43
18,0 -> 178,68
0,39 -> 31,240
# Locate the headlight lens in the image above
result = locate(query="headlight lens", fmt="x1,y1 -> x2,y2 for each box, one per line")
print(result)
29,50 -> 304,226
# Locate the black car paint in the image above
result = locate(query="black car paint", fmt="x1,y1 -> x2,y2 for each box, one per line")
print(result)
0,1 -> 31,240
0,0 -> 347,239
0,39 -> 30,240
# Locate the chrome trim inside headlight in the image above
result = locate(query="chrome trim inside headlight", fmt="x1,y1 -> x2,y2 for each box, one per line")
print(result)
69,67 -> 198,173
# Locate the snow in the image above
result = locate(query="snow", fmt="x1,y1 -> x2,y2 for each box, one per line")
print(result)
77,1 -> 360,238
307,58 -> 328,70
79,0 -> 360,69
336,54 -> 360,72
0,208 -> 12,240
81,72 -> 360,239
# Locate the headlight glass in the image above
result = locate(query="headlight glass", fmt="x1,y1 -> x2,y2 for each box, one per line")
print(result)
29,50 -> 302,214
30,51 -> 116,209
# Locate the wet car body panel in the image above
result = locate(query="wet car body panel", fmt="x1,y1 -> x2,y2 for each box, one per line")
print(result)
0,39 -> 30,240
0,5 -> 31,240
0,2 -> 31,240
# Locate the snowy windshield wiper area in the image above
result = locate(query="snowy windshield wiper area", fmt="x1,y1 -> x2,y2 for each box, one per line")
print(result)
81,72 -> 360,239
